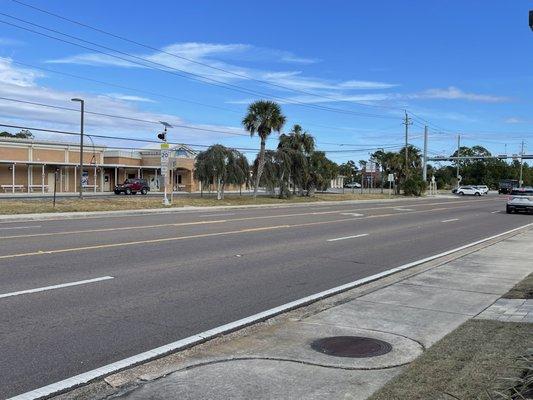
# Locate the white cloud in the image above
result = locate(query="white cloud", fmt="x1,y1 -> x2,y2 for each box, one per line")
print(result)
103,93 -> 156,103
47,41 -> 396,94
505,117 -> 524,124
0,58 -> 247,146
409,86 -> 510,103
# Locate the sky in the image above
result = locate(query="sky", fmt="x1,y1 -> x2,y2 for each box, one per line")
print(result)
0,0 -> 532,164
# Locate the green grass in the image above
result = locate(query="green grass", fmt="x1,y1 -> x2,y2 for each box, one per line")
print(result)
0,193 -> 394,215
503,273 -> 533,299
368,320 -> 532,400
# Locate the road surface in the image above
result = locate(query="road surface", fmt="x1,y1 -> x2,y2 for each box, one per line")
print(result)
1,195 -> 531,398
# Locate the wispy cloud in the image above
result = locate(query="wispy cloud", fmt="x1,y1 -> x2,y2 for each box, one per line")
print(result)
408,86 -> 510,103
0,37 -> 25,46
47,41 -> 396,94
0,58 -> 246,145
103,93 -> 156,103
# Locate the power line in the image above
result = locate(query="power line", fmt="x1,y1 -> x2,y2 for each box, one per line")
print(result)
9,0 -> 407,114
0,96 -> 250,136
0,15 -> 401,120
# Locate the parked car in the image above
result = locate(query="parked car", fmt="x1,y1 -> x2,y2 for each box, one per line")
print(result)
506,188 -> 533,214
473,185 -> 489,194
456,186 -> 483,196
344,182 -> 362,189
114,178 -> 150,195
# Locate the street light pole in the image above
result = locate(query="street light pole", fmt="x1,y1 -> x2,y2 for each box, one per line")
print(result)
71,98 -> 84,199
519,140 -> 525,188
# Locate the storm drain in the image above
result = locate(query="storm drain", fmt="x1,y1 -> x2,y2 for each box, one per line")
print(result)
310,336 -> 392,358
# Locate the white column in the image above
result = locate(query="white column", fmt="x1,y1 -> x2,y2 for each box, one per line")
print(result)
94,166 -> 97,193
73,165 -> 76,194
12,164 -> 15,193
137,168 -> 140,178
100,168 -> 104,192
114,167 -> 118,187
41,164 -> 45,193
155,168 -> 158,191
27,165 -> 31,193
59,167 -> 63,192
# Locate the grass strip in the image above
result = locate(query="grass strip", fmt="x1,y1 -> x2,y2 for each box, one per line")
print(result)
369,320 -> 532,400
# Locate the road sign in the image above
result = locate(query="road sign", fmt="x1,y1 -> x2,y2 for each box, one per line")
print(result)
160,143 -> 170,176
387,173 -> 394,182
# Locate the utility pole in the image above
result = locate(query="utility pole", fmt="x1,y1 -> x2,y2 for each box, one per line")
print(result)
422,125 -> 428,182
519,140 -> 525,188
403,111 -> 412,177
456,134 -> 461,188
71,98 -> 84,199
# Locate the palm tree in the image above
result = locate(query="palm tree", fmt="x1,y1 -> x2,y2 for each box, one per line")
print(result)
242,100 -> 286,198
278,124 -> 315,195
194,145 -> 249,200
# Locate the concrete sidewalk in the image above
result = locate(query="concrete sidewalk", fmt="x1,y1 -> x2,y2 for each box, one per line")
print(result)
67,228 -> 532,400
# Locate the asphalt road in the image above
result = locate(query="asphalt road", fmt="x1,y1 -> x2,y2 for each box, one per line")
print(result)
1,195 -> 532,398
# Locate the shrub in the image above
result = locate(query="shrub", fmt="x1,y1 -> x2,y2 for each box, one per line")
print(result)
403,177 -> 427,196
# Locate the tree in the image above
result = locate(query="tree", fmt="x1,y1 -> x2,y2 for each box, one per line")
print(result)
0,129 -> 33,139
193,145 -> 249,200
306,151 -> 338,196
278,124 -> 315,195
242,100 -> 286,198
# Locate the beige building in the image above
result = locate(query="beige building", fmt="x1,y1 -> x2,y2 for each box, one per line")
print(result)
0,137 -> 199,193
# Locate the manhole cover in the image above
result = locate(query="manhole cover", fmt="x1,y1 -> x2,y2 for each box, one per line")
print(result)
310,336 -> 392,358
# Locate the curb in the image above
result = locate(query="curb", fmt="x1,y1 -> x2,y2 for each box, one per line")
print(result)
0,196 -> 456,223
9,222 -> 532,400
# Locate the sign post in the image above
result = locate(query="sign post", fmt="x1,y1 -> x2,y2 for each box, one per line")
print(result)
387,173 -> 394,196
161,143 -> 171,206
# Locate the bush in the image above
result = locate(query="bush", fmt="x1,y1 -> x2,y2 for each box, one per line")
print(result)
403,177 -> 427,196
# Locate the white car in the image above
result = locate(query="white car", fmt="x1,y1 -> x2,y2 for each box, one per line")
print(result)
506,188 -> 533,213
456,186 -> 483,196
344,182 -> 362,189
474,185 -> 489,194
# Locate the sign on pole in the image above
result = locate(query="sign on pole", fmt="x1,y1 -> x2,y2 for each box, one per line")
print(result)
387,173 -> 394,182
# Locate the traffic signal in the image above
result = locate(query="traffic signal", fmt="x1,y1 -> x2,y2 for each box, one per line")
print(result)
530,10 -> 533,31
157,130 -> 166,141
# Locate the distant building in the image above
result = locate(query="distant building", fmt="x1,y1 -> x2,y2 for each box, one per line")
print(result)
0,137 -> 201,193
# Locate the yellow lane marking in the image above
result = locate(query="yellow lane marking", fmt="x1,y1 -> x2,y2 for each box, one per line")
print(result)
0,204 -> 478,260
0,198 -> 498,240
0,225 -> 291,260
0,220 -> 227,240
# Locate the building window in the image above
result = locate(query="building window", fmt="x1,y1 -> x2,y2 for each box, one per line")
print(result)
177,174 -> 182,184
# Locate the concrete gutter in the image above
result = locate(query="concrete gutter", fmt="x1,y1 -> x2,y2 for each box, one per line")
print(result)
0,196 -> 456,223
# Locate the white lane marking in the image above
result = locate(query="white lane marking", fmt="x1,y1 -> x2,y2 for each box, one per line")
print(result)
441,218 -> 459,223
8,222 -> 533,400
198,213 -> 236,217
327,233 -> 369,242
394,208 -> 415,212
491,210 -> 502,214
340,213 -> 364,217
0,225 -> 41,231
0,276 -> 114,300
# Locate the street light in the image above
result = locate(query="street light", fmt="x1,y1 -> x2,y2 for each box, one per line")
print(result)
71,98 -> 84,199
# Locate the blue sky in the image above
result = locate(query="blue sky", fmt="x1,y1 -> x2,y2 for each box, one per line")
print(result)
0,0 -> 532,163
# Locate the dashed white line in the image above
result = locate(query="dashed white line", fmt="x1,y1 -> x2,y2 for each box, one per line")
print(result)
198,213 -> 236,217
0,276 -> 114,299
327,233 -> 369,242
394,208 -> 415,212
491,210 -> 502,214
340,213 -> 364,217
0,225 -> 41,231
441,218 -> 459,223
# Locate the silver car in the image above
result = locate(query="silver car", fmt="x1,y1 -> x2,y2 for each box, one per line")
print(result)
506,188 -> 533,214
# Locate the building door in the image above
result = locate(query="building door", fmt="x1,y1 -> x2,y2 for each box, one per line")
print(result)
103,174 -> 111,191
